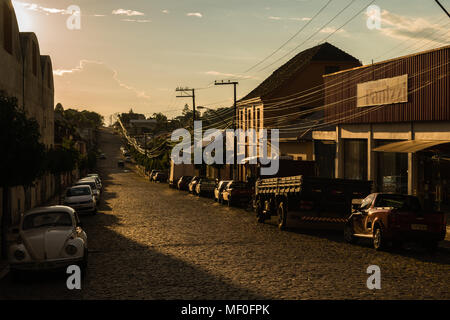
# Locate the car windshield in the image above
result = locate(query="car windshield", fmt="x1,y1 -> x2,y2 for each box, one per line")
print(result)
229,182 -> 248,189
77,181 -> 97,189
66,187 -> 91,197
374,194 -> 422,211
23,212 -> 73,230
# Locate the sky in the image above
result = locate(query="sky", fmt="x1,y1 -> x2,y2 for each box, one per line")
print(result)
10,0 -> 450,123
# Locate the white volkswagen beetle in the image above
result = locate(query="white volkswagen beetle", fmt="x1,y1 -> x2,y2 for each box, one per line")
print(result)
8,206 -> 88,274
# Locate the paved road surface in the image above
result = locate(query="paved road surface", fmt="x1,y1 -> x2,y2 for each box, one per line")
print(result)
1,128 -> 449,299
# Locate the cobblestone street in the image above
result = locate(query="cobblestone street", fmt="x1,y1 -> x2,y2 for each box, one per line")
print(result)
1,128 -> 449,300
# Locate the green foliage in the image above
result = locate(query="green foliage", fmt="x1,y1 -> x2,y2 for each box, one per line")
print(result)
46,139 -> 80,174
0,93 -> 46,188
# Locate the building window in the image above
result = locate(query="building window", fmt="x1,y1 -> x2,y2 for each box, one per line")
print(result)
3,3 -> 13,54
376,140 -> 408,194
315,140 -> 336,178
325,66 -> 340,75
344,139 -> 368,180
32,42 -> 38,76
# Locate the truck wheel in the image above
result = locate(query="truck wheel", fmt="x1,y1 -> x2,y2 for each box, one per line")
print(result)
344,222 -> 356,244
255,199 -> 265,223
373,227 -> 386,251
277,202 -> 287,230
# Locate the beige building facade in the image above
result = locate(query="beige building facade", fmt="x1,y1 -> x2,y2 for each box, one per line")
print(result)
1,0 -> 55,225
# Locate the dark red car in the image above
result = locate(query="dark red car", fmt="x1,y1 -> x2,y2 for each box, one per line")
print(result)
221,181 -> 254,207
344,193 -> 447,251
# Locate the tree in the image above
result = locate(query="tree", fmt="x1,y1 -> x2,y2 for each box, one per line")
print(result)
0,93 -> 46,258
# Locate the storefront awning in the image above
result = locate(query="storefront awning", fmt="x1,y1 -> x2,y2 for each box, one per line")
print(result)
373,140 -> 450,153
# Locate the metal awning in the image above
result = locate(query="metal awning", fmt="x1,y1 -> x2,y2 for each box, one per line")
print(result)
373,140 -> 450,153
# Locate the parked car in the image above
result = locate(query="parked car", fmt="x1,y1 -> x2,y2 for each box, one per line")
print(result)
214,180 -> 231,203
99,153 -> 106,160
149,170 -> 162,182
154,172 -> 168,183
73,178 -> 101,202
63,185 -> 97,215
195,178 -> 216,197
188,176 -> 202,194
125,156 -> 132,163
85,174 -> 102,189
344,193 -> 447,251
222,181 -> 254,207
8,206 -> 88,276
177,176 -> 193,191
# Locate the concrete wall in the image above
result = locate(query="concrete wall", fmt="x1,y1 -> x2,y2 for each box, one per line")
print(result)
0,0 -> 56,226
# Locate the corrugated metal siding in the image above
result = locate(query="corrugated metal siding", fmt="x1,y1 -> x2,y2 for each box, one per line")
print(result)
324,46 -> 450,124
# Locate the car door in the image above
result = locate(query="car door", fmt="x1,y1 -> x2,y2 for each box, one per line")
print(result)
353,194 -> 374,234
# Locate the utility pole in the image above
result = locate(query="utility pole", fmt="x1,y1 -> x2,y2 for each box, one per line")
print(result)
176,87 -> 196,129
215,80 -> 239,180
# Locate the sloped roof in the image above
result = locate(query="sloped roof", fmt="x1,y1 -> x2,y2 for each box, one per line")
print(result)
240,42 -> 360,102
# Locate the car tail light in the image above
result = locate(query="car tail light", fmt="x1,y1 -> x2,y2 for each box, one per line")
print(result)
65,245 -> 78,256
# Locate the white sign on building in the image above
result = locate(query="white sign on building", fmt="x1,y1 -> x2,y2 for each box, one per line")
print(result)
357,74 -> 408,107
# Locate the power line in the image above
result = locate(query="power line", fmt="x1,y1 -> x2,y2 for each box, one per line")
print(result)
257,0 -> 363,72
244,0 -> 334,73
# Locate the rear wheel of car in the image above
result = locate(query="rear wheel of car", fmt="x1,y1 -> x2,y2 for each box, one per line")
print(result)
373,227 -> 386,251
277,201 -> 287,230
344,222 -> 356,244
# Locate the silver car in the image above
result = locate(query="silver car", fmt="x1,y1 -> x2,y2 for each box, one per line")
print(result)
74,178 -> 101,202
63,185 -> 97,214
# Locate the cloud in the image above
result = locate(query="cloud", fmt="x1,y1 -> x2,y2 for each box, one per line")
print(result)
187,12 -> 203,18
54,60 -> 151,100
204,71 -> 259,80
377,10 -> 449,45
13,1 -> 67,15
268,16 -> 311,21
112,9 -> 145,16
121,19 -> 151,23
162,9 -> 170,14
320,27 -> 345,34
